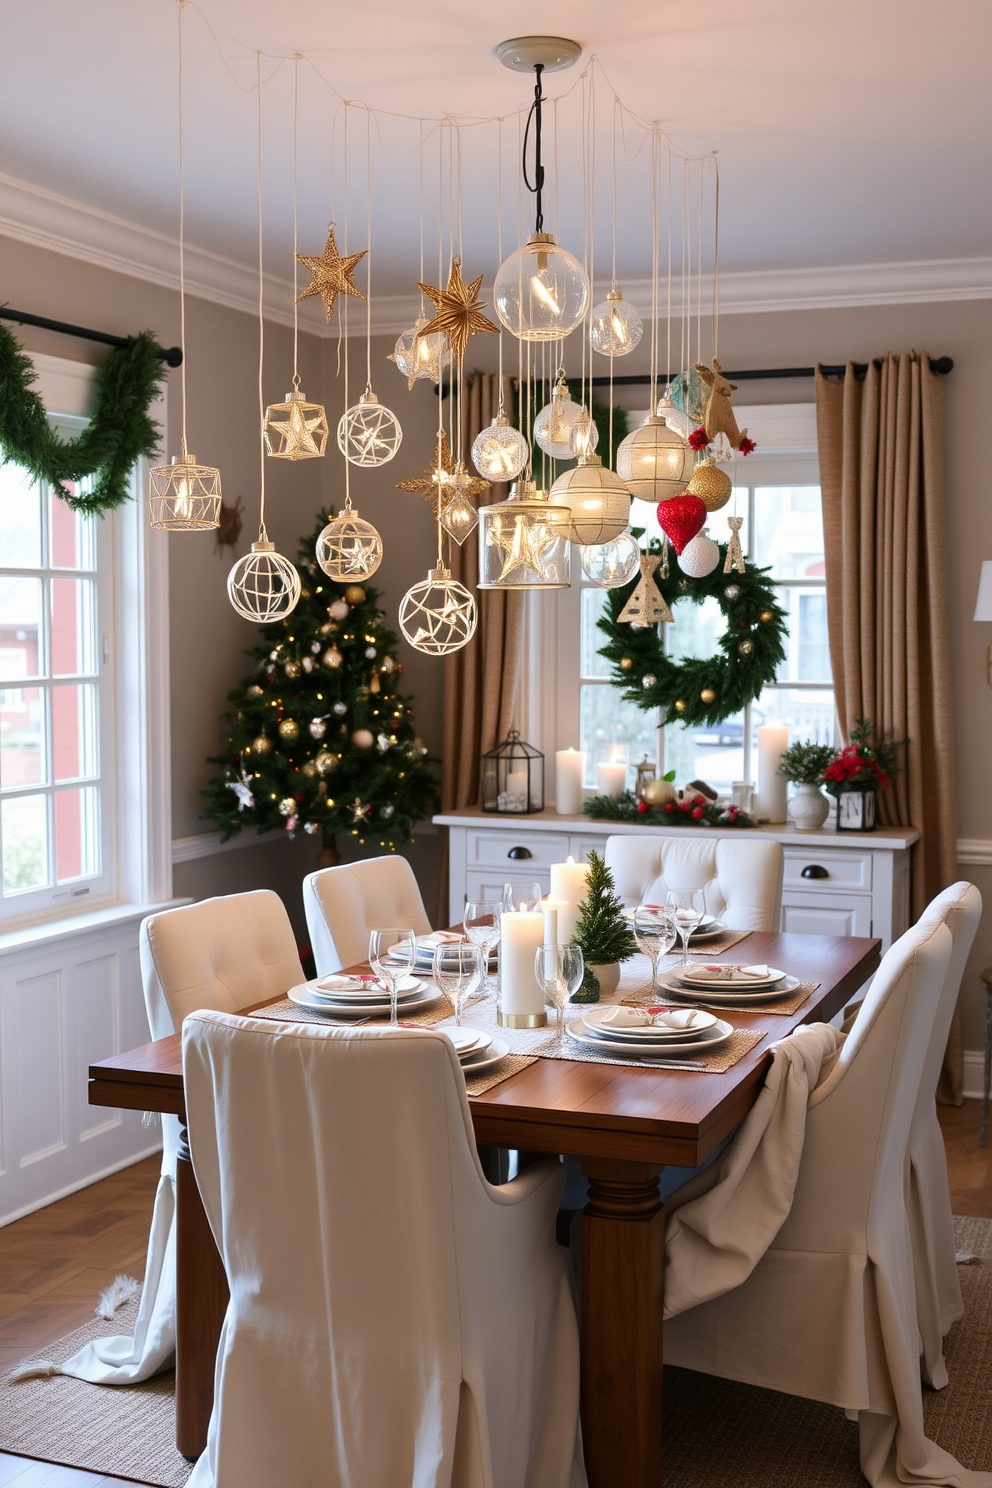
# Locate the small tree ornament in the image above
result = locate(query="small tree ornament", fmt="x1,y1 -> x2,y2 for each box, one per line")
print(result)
694,359 -> 754,454
570,850 -> 638,1002
618,553 -> 673,625
678,528 -> 721,578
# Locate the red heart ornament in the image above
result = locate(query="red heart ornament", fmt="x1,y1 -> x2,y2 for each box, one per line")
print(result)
656,494 -> 707,554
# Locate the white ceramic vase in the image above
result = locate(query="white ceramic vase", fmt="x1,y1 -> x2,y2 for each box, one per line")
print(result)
789,782 -> 831,832
589,961 -> 622,995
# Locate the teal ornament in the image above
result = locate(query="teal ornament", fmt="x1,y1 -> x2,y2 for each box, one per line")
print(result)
670,367 -> 708,424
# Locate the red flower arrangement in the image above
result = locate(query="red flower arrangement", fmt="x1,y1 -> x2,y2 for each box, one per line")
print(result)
822,718 -> 902,799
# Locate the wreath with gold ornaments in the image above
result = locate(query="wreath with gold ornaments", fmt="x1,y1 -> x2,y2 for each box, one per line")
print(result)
597,540 -> 789,728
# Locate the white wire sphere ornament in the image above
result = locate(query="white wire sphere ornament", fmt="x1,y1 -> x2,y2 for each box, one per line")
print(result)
534,396 -> 598,460
677,528 -> 721,578
315,507 -> 383,581
615,415 -> 689,502
398,565 -> 477,656
494,232 -> 590,342
548,455 -> 632,545
589,291 -> 643,358
227,538 -> 301,623
148,453 -> 221,530
389,317 -> 452,387
580,531 -> 642,588
337,391 -> 403,467
471,415 -> 529,483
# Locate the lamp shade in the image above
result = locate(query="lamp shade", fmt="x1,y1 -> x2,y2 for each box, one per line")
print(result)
974,561 -> 992,621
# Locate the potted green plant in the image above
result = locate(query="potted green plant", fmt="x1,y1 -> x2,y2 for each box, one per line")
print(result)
570,850 -> 638,1001
778,741 -> 835,832
823,718 -> 902,832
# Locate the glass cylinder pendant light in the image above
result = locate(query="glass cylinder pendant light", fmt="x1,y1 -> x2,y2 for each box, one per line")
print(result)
589,290 -> 643,357
478,480 -> 571,589
472,415 -> 529,483
549,454 -> 631,545
616,415 -> 689,502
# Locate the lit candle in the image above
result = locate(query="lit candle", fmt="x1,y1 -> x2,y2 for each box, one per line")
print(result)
597,760 -> 627,798
505,768 -> 528,810
499,910 -> 547,1026
542,899 -> 560,947
550,857 -> 591,945
555,747 -> 585,814
755,725 -> 789,822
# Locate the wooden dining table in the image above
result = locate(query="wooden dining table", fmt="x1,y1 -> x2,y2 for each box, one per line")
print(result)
87,929 -> 879,1487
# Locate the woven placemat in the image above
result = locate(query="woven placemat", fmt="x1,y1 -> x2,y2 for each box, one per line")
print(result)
622,982 -> 819,1017
678,927 -> 752,956
546,1024 -> 765,1073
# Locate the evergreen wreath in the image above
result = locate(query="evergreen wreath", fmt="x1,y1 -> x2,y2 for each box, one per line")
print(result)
597,538 -> 788,728
0,322 -> 164,516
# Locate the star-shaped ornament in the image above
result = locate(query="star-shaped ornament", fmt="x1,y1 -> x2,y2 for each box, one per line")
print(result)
396,430 -> 457,514
296,226 -> 367,322
263,392 -> 329,461
351,797 -> 372,824
618,554 -> 674,625
487,510 -> 560,584
417,257 -> 499,367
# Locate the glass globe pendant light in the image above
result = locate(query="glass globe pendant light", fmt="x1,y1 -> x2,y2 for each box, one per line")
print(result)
615,414 -> 689,502
549,455 -> 631,545
472,414 -> 529,483
478,480 -> 571,590
580,531 -> 641,588
655,387 -> 693,440
534,372 -> 598,460
315,498 -> 383,580
589,290 -> 643,357
389,316 -> 452,389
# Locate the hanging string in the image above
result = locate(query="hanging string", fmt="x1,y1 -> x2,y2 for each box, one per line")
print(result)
611,96 -> 618,290
418,119 -> 425,314
712,158 -> 720,363
291,55 -> 300,389
342,101 -> 352,511
255,51 -> 267,536
177,0 -> 189,458
648,124 -> 659,414
496,115 -> 505,411
666,147 -> 673,391
696,159 -> 703,368
365,105 -> 373,393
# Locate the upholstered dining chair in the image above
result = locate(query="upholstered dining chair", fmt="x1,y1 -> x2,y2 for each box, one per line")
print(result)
303,855 -> 431,974
182,1012 -> 586,1488
603,834 -> 784,931
58,891 -> 305,1388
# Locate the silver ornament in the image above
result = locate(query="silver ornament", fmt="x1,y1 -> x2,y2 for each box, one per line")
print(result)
333,702 -> 348,716
642,674 -> 657,688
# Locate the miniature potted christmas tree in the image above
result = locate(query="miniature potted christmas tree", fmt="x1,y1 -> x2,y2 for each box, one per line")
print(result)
571,850 -> 638,1001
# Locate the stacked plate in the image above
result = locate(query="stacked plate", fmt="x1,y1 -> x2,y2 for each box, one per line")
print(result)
565,1005 -> 733,1060
288,973 -> 439,1018
623,909 -> 729,943
658,963 -> 801,1004
445,1026 -> 511,1076
412,933 -> 498,973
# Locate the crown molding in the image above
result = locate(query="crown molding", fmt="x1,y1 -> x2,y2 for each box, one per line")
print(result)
3,170 -> 992,339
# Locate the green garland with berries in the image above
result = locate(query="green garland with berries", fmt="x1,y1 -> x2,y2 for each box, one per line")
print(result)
597,538 -> 789,728
583,788 -> 757,829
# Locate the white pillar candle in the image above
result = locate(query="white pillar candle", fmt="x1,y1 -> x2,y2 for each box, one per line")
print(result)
542,899 -> 560,947
597,761 -> 628,798
755,725 -> 789,822
550,858 -> 591,945
505,768 -> 528,810
499,910 -> 547,1026
555,748 -> 585,814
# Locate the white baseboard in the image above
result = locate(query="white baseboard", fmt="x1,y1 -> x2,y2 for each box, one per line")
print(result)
0,1142 -> 162,1230
963,1049 -> 988,1102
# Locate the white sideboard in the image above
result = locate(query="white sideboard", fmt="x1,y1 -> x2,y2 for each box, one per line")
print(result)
435,810 -> 919,952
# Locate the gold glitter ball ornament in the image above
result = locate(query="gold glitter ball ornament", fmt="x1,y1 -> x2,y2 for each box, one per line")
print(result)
620,657 -> 633,671
760,610 -> 774,622
345,586 -> 366,605
323,645 -> 343,669
302,762 -> 317,778
295,225 -> 366,321
700,687 -> 717,704
739,639 -> 754,655
251,735 -> 272,755
674,699 -> 687,713
278,797 -> 297,817
686,459 -> 733,511
278,718 -> 299,741
315,751 -> 336,774
284,660 -> 301,679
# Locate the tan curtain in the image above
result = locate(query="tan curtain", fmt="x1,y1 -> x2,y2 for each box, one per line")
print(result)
816,353 -> 961,1102
433,373 -> 525,923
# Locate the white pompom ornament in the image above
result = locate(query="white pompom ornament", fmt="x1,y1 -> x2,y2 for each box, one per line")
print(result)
677,528 -> 721,578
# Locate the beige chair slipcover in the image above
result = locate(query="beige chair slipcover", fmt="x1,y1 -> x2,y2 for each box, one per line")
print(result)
303,855 -> 432,974
664,914 -> 991,1487
182,1012 -> 586,1488
603,835 -> 783,930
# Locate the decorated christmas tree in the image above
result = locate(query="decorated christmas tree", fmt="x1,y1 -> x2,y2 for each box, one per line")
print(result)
202,508 -> 439,859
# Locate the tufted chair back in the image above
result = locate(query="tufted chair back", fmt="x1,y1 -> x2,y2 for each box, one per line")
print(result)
603,834 -> 783,931
303,856 -> 432,975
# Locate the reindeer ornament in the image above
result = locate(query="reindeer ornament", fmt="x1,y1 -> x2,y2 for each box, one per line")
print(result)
693,359 -> 755,454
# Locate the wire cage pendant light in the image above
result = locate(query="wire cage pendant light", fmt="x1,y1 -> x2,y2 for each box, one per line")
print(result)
399,563 -> 478,655
337,390 -> 403,467
264,388 -> 329,460
148,451 -> 222,531
615,414 -> 689,502
228,533 -> 302,623
315,504 -> 383,580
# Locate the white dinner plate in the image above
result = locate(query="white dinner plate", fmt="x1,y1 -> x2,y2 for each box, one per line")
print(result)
679,964 -> 785,989
458,1035 -> 511,1076
566,1018 -> 733,1059
287,984 -> 441,1017
581,1007 -> 718,1040
312,974 -> 423,1001
660,971 -> 802,1004
445,1027 -> 492,1057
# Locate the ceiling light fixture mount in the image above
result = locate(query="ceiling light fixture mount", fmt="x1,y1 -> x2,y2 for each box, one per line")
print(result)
494,36 -> 583,73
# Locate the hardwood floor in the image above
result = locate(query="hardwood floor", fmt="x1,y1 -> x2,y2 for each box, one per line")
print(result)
1,1106 -> 989,1486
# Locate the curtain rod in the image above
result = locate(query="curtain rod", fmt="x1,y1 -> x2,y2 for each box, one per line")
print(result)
0,307 -> 183,367
588,357 -> 954,388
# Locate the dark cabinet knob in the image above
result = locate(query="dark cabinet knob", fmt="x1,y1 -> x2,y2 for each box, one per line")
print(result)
507,845 -> 533,860
801,864 -> 829,880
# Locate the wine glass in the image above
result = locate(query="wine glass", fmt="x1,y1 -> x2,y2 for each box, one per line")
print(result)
433,942 -> 484,1026
369,927 -> 417,1027
503,881 -> 542,913
534,944 -> 585,1045
633,905 -> 678,998
665,888 -> 707,966
464,901 -> 501,998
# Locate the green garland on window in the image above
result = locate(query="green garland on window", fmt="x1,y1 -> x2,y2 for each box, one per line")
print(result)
0,322 -> 164,516
597,538 -> 789,728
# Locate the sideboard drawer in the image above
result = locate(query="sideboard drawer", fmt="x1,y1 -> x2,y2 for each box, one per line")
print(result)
464,868 -> 551,906
780,890 -> 873,938
466,829 -> 570,870
782,847 -> 872,892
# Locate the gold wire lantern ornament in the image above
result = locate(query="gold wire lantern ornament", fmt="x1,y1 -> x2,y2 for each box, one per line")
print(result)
337,390 -> 403,467
388,317 -> 452,389
478,481 -> 572,590
549,454 -> 632,545
471,415 -> 529,483
615,414 -> 689,502
148,451 -> 222,531
534,375 -> 598,460
580,531 -> 642,588
315,503 -> 383,580
263,386 -> 329,460
228,532 -> 302,624
398,564 -> 478,656
589,290 -> 643,358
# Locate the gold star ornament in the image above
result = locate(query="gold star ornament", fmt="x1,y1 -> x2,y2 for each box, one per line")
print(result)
296,225 -> 366,321
417,257 -> 499,367
396,430 -> 457,514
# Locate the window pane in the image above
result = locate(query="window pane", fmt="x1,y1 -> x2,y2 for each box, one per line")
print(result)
1,686 -> 46,788
51,576 -> 97,676
580,683 -> 658,789
749,688 -> 836,779
2,792 -> 49,893
52,683 -> 97,781
665,594 -> 726,665
580,588 -> 612,679
751,487 -> 824,579
54,785 -> 99,882
0,465 -> 42,567
0,576 -> 43,680
49,488 -> 97,570
665,712 -> 746,797
773,585 -> 831,683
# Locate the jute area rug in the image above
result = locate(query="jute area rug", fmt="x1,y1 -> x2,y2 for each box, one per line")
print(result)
0,1218 -> 989,1488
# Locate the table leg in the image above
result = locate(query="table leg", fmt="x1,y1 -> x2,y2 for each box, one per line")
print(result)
580,1157 -> 665,1488
175,1125 -> 229,1461
981,988 -> 991,1148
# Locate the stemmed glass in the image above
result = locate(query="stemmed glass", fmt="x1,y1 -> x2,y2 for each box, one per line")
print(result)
665,888 -> 707,967
534,944 -> 585,1045
369,927 -> 417,1027
433,942 -> 485,1026
633,905 -> 678,998
464,901 -> 501,999
503,881 -> 543,913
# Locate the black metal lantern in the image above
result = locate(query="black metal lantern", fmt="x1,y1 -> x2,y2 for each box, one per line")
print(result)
481,730 -> 545,814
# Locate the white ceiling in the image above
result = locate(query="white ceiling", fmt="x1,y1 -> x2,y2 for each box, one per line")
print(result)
3,0 -> 991,326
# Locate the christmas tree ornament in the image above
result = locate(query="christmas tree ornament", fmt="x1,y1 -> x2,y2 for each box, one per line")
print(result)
724,515 -> 746,574
315,751 -> 336,774
295,224 -> 366,321
494,233 -> 589,342
247,684 -> 263,697
148,453 -> 222,531
352,729 -> 375,749
278,718 -> 299,740
589,290 -> 643,357
302,761 -> 317,778
301,657 -> 313,673
439,467 -> 484,545
670,367 -> 709,425
615,416 -> 688,502
251,734 -> 272,755
686,458 -> 733,511
309,719 -> 327,738
344,585 -> 366,605
396,430 -> 457,513
416,256 -> 499,366
399,565 -> 478,654
678,528 -> 721,578
580,532 -> 641,588
284,660 -> 301,678
333,701 -> 348,716
226,768 -> 255,811
549,455 -> 631,545
364,646 -> 377,658
377,733 -> 390,751
388,316 -> 452,389
642,673 -> 657,688
337,391 -> 402,467
228,538 -> 302,623
328,599 -> 350,620
478,481 -> 571,589
351,798 -> 372,822
323,645 -> 343,668
694,360 -> 753,453
263,388 -> 329,461
278,797 -> 297,816
700,687 -> 717,704
655,493 -> 707,554
534,374 -> 596,459
619,658 -> 633,671
315,504 -> 383,580
369,671 -> 381,694
617,553 -> 673,625
471,415 -> 529,483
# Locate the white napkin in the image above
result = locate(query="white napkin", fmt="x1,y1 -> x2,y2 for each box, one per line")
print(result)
656,1008 -> 712,1030
419,931 -> 464,948
316,974 -> 376,993
598,1006 -> 652,1028
692,963 -> 770,982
